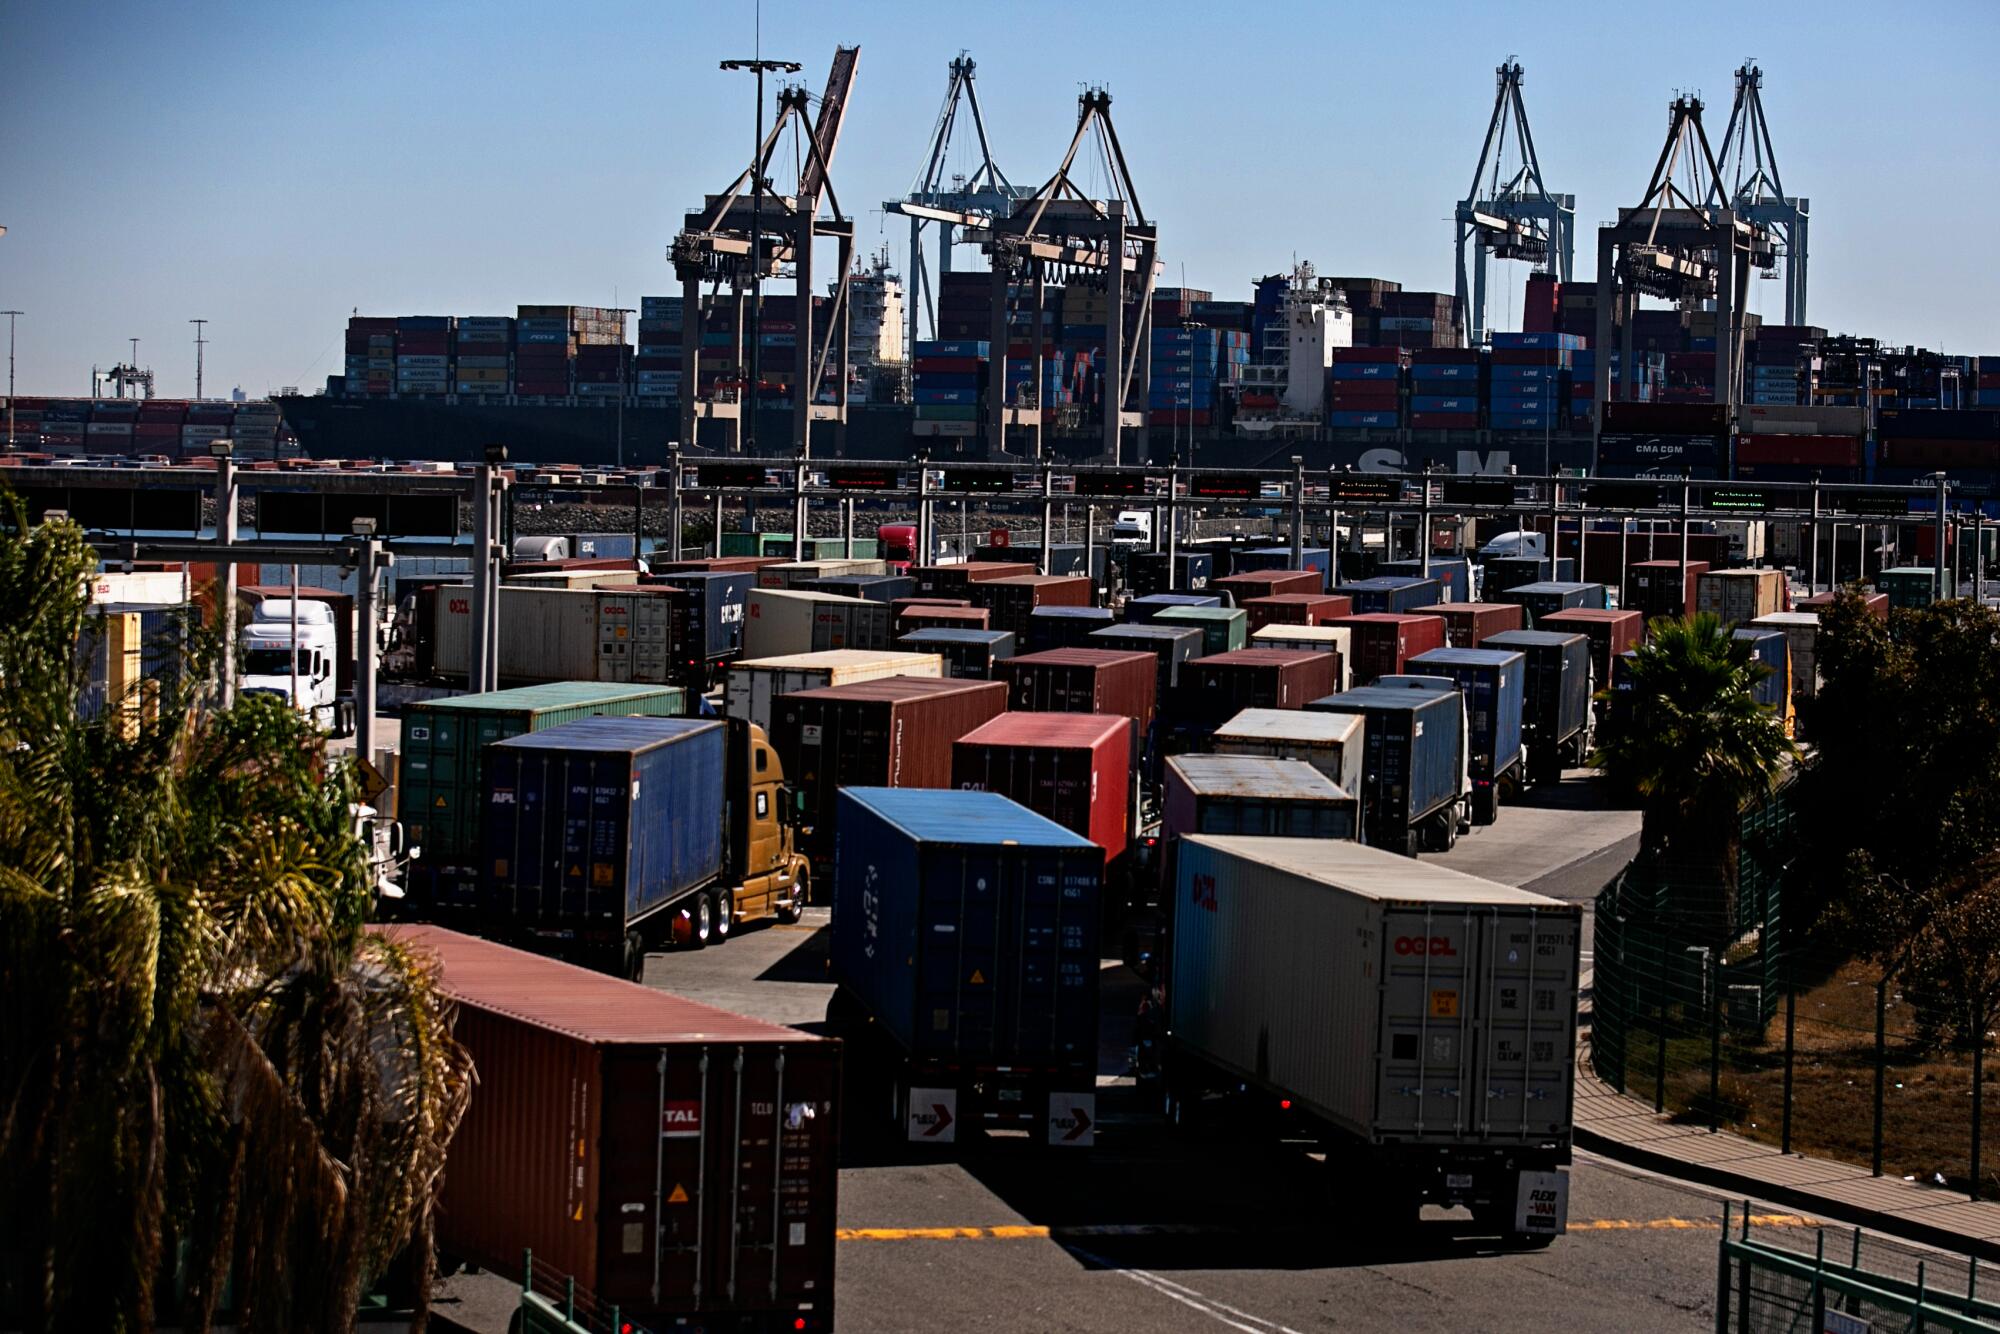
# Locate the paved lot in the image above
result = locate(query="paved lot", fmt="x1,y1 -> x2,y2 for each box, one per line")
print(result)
431,784 -> 1763,1334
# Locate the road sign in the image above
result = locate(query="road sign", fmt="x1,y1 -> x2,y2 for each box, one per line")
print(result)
1074,472 -> 1154,498
907,1088 -> 956,1143
696,463 -> 771,489
943,468 -> 1009,494
1047,1092 -> 1096,1147
1191,472 -> 1263,499
354,756 -> 391,806
825,464 -> 901,490
1583,480 -> 1669,510
1438,477 -> 1516,506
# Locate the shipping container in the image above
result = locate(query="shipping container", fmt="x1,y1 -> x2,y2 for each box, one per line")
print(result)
896,627 -> 1018,679
1378,557 -> 1474,604
800,573 -> 917,604
1482,555 -> 1574,596
1247,625 -> 1353,692
1406,647 -> 1526,824
1538,609 -> 1644,706
1750,611 -> 1822,710
971,574 -> 1093,639
1176,649 -> 1342,729
431,585 -> 600,683
1696,568 -> 1787,624
400,684 -> 685,915
1796,589 -> 1887,621
757,558 -> 892,590
1330,613 -> 1448,685
1495,581 -> 1607,626
1128,550 -> 1214,595
1241,593 -> 1353,634
1337,576 -> 1443,615
952,712 -> 1133,867
1307,686 -> 1466,854
911,561 -> 1037,597
898,603 -> 990,633
1154,605 -> 1249,655
1026,604 -> 1118,652
1731,627 -> 1794,731
1162,755 -> 1356,841
1229,546 -> 1332,592
396,925 -> 840,1330
1624,560 -> 1708,622
1875,566 -> 1938,610
648,570 -> 754,671
1087,623 -> 1206,695
743,588 -> 891,657
828,788 -> 1102,1145
1210,569 -> 1325,603
725,651 -> 942,733
1210,706 -> 1364,797
1165,836 -> 1578,1239
1412,601 -> 1524,649
1483,630 -> 1593,783
1124,592 -> 1222,624
771,677 -> 1008,873
995,649 -> 1158,738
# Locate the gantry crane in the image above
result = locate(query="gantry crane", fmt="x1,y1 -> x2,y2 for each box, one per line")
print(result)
670,45 -> 860,456
884,55 -> 1033,352
1454,60 -> 1575,346
1592,93 -> 1776,415
1715,61 -> 1809,326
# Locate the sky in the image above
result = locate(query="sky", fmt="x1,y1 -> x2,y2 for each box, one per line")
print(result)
3,0 -> 1996,400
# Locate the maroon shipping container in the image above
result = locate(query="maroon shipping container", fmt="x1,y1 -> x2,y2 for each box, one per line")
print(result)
1181,649 -> 1342,723
994,648 -> 1158,736
770,676 -> 1008,871
1411,601 -> 1524,648
952,712 -> 1133,866
394,925 -> 840,1332
1797,590 -> 1889,621
647,556 -> 787,576
1241,593 -> 1353,633
1624,559 -> 1710,621
1212,569 -> 1323,604
890,596 -> 971,617
1540,608 -> 1644,692
899,604 -> 989,632
971,574 -> 1093,638
911,561 -> 1036,597
1331,613 -> 1447,684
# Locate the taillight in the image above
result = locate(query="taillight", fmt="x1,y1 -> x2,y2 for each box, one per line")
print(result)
1279,1098 -> 1292,1111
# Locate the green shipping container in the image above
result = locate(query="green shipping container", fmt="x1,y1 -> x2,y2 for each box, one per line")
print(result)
1155,605 -> 1248,655
718,532 -> 880,560
1875,567 -> 1937,609
399,682 -> 684,914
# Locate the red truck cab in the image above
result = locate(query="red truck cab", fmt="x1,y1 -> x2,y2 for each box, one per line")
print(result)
879,523 -> 918,574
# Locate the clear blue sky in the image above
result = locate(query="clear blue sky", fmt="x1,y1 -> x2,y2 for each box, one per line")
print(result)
3,0 -> 1995,399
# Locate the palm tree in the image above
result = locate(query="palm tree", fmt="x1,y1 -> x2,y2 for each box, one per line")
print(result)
0,500 -> 470,1332
1595,612 -> 1796,870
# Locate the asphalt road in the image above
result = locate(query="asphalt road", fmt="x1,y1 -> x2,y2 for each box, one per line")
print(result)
430,783 -> 1774,1334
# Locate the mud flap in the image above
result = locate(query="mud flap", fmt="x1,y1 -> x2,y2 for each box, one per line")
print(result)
1514,1169 -> 1569,1237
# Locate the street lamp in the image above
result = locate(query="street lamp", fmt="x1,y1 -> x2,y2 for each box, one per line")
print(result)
720,55 -> 801,455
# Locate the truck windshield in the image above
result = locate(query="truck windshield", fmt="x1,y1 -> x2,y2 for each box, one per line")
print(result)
243,648 -> 308,675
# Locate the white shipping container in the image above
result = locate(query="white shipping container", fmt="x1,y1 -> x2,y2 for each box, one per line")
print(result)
1170,835 -> 1580,1146
1696,569 -> 1786,625
594,590 -> 674,684
744,588 -> 887,658
1250,624 -> 1353,692
89,569 -> 190,605
431,585 -> 600,682
725,650 -> 942,733
503,570 -> 640,590
756,559 -> 892,590
1210,707 -> 1364,797
1751,611 -> 1822,702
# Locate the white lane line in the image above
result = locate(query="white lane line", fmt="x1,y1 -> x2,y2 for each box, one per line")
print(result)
1067,1246 -> 1306,1334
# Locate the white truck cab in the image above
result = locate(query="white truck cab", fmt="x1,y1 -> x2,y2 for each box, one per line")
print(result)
241,599 -> 352,735
1478,530 -> 1547,560
1111,510 -> 1154,545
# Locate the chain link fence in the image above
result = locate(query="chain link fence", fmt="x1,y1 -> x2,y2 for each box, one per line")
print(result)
1593,780 -> 1998,1202
1718,1202 -> 2000,1332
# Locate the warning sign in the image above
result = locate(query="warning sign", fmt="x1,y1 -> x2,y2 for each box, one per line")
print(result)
968,968 -> 986,985
354,756 -> 391,805
661,1101 -> 702,1138
667,1183 -> 690,1204
907,1088 -> 956,1143
1430,989 -> 1460,1019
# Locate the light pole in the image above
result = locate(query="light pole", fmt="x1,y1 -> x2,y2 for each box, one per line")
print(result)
190,319 -> 208,400
720,52 -> 801,456
1,310 -> 20,447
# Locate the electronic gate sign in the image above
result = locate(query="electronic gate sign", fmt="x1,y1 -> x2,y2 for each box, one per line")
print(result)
824,464 -> 901,490
943,468 -> 1010,494
1191,472 -> 1264,499
1332,475 -> 1404,505
1847,492 -> 1913,518
696,463 -> 772,489
1438,477 -> 1517,506
1073,472 -> 1154,498
1703,487 -> 1772,513
1583,480 -> 1670,510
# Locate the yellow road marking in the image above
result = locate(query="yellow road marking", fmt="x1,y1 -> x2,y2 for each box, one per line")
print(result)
835,1214 -> 1819,1242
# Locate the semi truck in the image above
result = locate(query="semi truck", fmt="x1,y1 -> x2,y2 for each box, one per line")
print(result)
481,715 -> 809,977
239,597 -> 355,736
1164,835 -> 1580,1245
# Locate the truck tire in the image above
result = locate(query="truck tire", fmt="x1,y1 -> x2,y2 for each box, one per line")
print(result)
709,889 -> 732,944
622,930 -> 646,983
687,893 -> 713,950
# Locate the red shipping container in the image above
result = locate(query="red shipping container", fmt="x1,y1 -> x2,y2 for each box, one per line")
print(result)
1412,601 -> 1524,647
1878,439 -> 2000,470
1242,593 -> 1353,633
952,712 -> 1133,866
1734,434 -> 1864,469
1330,346 -> 1407,364
912,561 -> 1036,597
972,574 -> 1094,638
1624,560 -> 1709,621
1539,608 -> 1644,692
995,648 -> 1158,736
889,596 -> 971,618
647,556 -> 788,576
389,925 -> 839,1333
1523,276 -> 1561,334
1409,413 -> 1480,429
1329,613 -> 1447,683
1212,570 -> 1323,603
770,676 -> 1009,871
1797,590 -> 1888,621
1181,648 -> 1342,719
899,604 -> 990,632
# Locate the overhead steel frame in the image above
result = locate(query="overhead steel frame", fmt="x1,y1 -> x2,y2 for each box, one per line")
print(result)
1593,95 -> 1777,427
1454,60 -> 1575,347
671,47 -> 859,471
885,55 -> 1033,353
1715,61 -> 1810,326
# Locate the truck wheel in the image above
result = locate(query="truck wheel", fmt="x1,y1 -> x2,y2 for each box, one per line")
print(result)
709,890 -> 732,944
622,930 -> 646,983
687,893 -> 713,949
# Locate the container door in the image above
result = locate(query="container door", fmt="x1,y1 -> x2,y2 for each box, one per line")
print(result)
556,751 -> 595,921
626,1045 -> 712,1314
1374,908 -> 1479,1139
916,846 -> 996,1062
598,595 -> 635,682
702,1044 -> 831,1316
1470,908 -> 1580,1142
632,598 -> 671,683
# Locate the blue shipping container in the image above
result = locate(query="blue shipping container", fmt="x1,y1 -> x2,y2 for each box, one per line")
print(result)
1378,558 -> 1472,604
482,716 -> 725,933
1329,411 -> 1400,429
1305,686 -> 1463,849
1335,576 -> 1443,614
897,627 -> 1018,679
1483,630 -> 1593,764
1498,581 -> 1607,624
1129,550 -> 1214,596
1407,647 -> 1525,781
1027,605 -> 1119,652
651,570 -> 754,662
1732,627 -> 1791,712
830,787 -> 1102,1068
